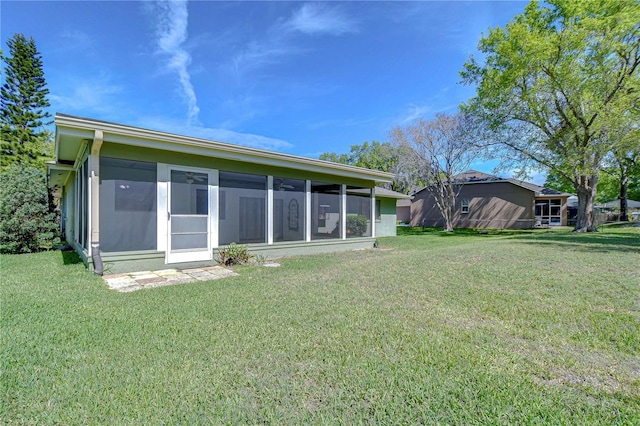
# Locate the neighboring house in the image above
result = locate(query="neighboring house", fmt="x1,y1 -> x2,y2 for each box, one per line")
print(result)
595,199 -> 640,222
396,198 -> 412,224
47,114 -> 395,273
596,199 -> 640,209
411,170 -> 572,229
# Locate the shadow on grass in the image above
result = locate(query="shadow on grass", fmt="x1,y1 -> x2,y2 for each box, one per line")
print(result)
396,226 -> 552,238
599,221 -> 640,230
61,249 -> 83,265
511,233 -> 640,253
396,225 -> 639,253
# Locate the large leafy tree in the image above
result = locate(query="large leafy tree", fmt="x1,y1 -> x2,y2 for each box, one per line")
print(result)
319,141 -> 411,192
1,33 -> 53,169
546,163 -> 640,207
391,113 -> 480,232
543,169 -> 574,194
461,0 -> 640,232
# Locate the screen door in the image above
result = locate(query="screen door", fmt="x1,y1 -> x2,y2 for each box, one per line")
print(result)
167,168 -> 211,263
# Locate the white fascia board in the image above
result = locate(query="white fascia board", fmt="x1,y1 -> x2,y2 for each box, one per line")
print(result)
47,163 -> 74,171
55,114 -> 394,183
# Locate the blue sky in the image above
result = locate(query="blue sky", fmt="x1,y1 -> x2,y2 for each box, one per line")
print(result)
2,1 -> 534,177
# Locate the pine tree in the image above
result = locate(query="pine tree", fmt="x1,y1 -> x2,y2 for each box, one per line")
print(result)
1,33 -> 52,169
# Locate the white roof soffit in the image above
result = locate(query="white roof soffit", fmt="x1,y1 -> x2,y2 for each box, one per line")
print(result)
55,114 -> 394,183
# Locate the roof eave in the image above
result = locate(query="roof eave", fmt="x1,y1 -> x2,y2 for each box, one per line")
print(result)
54,113 -> 394,184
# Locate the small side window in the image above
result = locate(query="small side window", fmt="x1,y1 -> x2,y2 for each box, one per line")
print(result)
461,199 -> 470,214
375,199 -> 381,221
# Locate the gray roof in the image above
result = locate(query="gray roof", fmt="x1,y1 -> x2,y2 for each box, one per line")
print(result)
414,170 -> 572,197
374,187 -> 413,199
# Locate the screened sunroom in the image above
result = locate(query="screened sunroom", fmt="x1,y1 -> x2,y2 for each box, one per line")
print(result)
48,114 -> 395,274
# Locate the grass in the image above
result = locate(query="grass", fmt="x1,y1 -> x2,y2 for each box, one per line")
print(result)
2,226 -> 639,424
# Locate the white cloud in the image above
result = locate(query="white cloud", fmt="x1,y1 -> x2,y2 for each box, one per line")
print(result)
285,3 -> 358,36
190,126 -> 293,152
136,116 -> 293,152
49,74 -> 123,115
151,0 -> 200,126
396,104 -> 433,125
230,3 -> 357,82
231,40 -> 300,80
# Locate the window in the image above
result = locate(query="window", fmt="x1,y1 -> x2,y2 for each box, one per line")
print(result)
311,182 -> 341,240
99,158 -> 157,252
535,198 -> 562,225
461,199 -> 470,214
376,199 -> 381,221
219,171 -> 267,244
273,178 -> 305,242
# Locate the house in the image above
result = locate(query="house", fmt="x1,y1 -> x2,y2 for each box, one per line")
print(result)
395,198 -> 412,224
47,114 -> 397,274
595,199 -> 640,222
410,170 -> 572,229
596,199 -> 640,210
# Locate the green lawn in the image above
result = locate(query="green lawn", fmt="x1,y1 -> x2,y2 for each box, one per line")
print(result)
2,226 -> 639,424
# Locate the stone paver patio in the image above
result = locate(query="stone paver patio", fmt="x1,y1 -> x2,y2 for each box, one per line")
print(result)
103,266 -> 238,292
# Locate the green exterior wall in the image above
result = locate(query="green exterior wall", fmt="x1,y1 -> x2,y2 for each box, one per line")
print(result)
376,197 -> 398,237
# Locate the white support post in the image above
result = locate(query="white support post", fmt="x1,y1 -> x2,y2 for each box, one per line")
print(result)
371,187 -> 376,238
210,169 -> 219,249
305,180 -> 311,242
341,184 -> 347,240
89,130 -> 103,257
156,163 -> 168,252
267,176 -> 274,244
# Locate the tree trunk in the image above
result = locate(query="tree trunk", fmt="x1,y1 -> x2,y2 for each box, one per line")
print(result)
443,187 -> 455,232
574,175 -> 598,232
619,170 -> 629,222
443,214 -> 454,232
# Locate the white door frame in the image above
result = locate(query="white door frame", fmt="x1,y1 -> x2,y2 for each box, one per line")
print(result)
166,165 -> 215,264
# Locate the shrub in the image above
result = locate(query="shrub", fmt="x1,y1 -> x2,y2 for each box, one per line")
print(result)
346,214 -> 368,236
0,166 -> 60,253
216,242 -> 253,266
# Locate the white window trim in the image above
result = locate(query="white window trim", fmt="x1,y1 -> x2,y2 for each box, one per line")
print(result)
461,199 -> 470,214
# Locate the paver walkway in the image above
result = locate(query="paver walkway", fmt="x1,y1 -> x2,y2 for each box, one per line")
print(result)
103,266 -> 238,292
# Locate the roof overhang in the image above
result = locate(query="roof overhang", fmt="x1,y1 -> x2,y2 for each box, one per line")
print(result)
51,113 -> 394,184
47,162 -> 74,189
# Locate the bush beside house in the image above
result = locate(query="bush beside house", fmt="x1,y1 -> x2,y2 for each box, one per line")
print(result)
347,215 -> 368,236
0,166 -> 59,253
